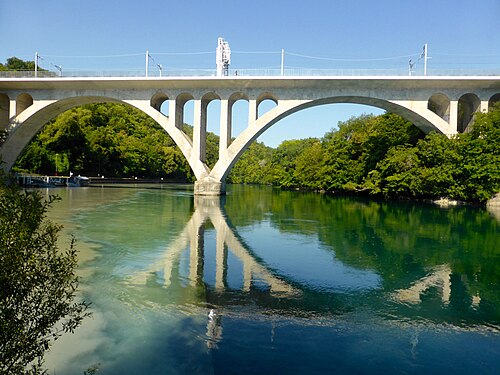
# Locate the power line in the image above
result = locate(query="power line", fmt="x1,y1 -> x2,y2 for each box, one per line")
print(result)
41,53 -> 144,58
285,51 -> 420,62
151,51 -> 213,56
432,52 -> 500,58
232,51 -> 282,54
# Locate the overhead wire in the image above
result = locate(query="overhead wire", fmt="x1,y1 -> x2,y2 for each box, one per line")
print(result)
40,52 -> 144,58
285,51 -> 420,62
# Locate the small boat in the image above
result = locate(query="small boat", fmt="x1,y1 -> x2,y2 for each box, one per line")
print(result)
67,175 -> 90,187
16,173 -> 90,187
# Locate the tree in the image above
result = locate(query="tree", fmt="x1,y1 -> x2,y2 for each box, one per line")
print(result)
0,181 -> 90,374
228,141 -> 274,184
0,57 -> 45,72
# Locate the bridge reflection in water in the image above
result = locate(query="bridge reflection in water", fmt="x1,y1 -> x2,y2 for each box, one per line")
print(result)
129,196 -> 299,296
128,195 -> 302,347
123,190 -> 495,353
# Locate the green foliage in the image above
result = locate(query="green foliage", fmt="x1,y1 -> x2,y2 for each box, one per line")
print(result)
15,103 -> 195,181
368,106 -> 500,202
319,113 -> 423,192
271,138 -> 320,188
0,57 -> 47,72
12,94 -> 500,203
0,182 -> 90,374
239,107 -> 499,203
0,57 -> 36,71
228,141 -> 274,184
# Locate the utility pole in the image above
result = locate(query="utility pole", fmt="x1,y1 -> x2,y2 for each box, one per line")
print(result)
35,52 -> 38,78
423,44 -> 429,76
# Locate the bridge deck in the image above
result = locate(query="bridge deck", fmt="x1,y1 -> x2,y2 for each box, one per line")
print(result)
1,76 -> 499,91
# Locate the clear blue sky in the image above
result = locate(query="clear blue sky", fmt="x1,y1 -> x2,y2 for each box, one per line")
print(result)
1,0 -> 499,146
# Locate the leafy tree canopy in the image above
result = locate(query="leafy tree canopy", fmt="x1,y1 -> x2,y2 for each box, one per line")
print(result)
0,179 -> 90,374
0,57 -> 41,71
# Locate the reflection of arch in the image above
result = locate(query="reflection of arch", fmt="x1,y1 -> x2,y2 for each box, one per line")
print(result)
489,93 -> 500,110
394,264 -> 451,305
210,95 -> 450,182
128,196 -> 299,296
0,93 -> 9,130
458,93 -> 480,133
428,93 -> 450,122
16,93 -> 33,115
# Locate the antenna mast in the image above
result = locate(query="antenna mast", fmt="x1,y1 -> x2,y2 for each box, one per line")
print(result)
216,37 -> 231,76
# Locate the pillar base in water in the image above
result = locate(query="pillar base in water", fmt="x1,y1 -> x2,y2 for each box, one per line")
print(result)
194,179 -> 226,196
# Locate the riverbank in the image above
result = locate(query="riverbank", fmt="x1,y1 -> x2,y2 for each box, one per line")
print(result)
88,177 -> 187,184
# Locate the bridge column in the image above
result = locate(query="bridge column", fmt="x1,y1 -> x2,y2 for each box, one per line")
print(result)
449,100 -> 458,133
170,99 -> 182,130
0,95 -> 9,131
248,99 -> 257,126
219,99 -> 231,158
193,99 -> 207,163
480,100 -> 489,113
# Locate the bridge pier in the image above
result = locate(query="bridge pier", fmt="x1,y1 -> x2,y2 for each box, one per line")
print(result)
194,177 -> 226,196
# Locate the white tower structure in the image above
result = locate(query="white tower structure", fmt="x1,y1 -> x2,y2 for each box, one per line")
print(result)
216,37 -> 231,76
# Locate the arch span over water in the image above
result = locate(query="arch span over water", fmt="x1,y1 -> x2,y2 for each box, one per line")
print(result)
1,76 -> 498,194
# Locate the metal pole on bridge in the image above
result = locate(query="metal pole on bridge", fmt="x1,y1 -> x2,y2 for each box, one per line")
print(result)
423,44 -> 428,76
35,52 -> 38,78
145,50 -> 149,77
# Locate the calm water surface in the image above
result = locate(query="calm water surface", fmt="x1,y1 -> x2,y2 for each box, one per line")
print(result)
43,184 -> 499,374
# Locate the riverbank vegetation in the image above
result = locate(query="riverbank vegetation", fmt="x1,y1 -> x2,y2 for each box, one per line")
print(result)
13,102 -> 500,203
0,177 -> 90,373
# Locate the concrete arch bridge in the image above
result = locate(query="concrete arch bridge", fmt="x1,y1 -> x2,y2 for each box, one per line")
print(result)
1,76 -> 499,195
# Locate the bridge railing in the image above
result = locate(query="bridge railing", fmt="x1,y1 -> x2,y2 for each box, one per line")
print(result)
1,68 -> 499,78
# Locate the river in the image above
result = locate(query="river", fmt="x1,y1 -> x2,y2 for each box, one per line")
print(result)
42,184 -> 499,374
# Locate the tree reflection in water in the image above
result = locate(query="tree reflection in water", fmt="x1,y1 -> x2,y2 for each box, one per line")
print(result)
126,188 -> 499,336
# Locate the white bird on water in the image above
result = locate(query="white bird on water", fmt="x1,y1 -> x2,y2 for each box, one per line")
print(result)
208,309 -> 216,320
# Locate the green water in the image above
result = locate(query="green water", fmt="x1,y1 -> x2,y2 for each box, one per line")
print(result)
43,184 -> 499,374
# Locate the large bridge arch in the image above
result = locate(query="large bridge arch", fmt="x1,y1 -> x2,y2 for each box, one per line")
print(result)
210,95 -> 451,181
0,95 -> 208,178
